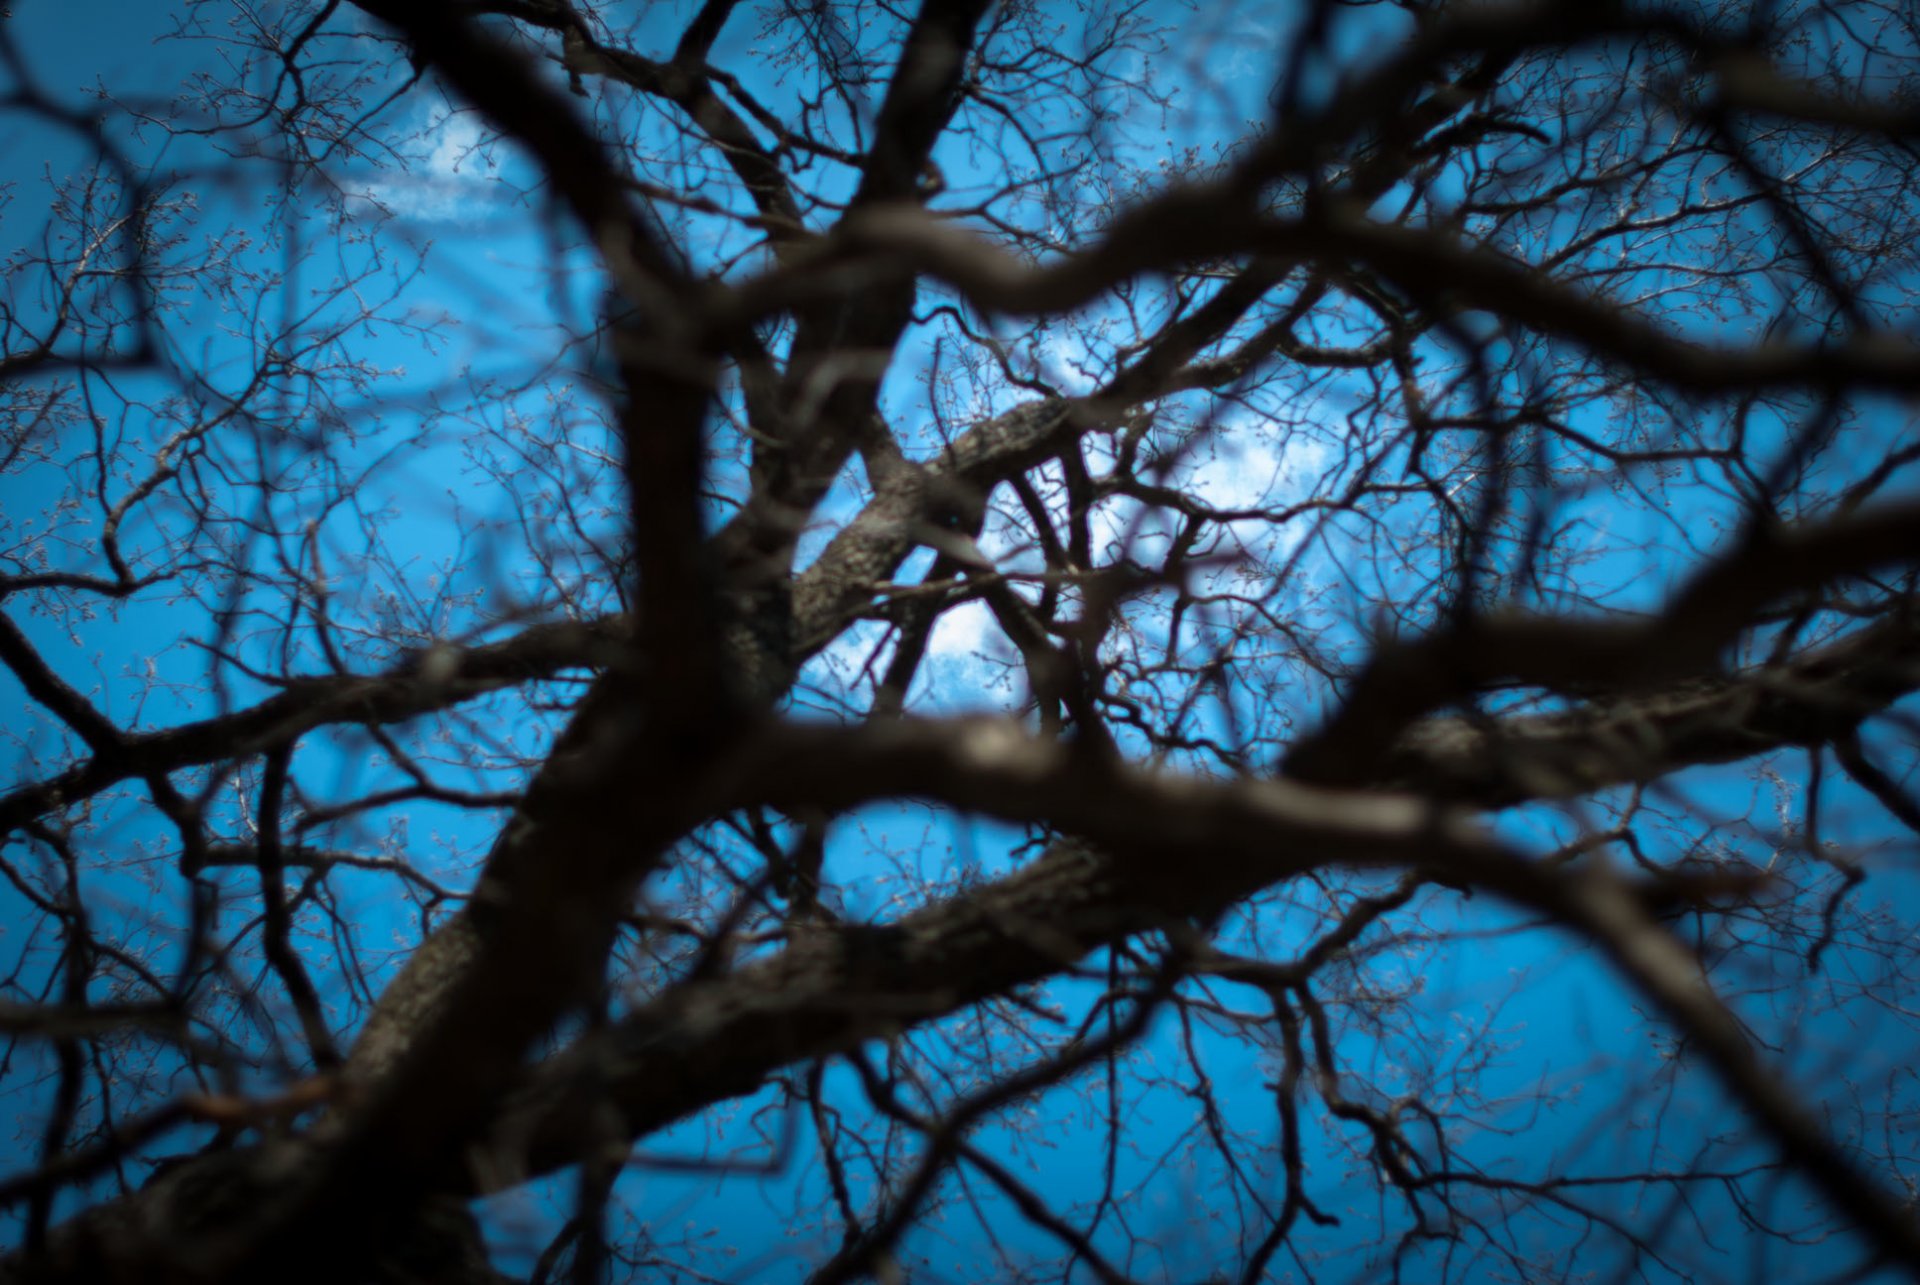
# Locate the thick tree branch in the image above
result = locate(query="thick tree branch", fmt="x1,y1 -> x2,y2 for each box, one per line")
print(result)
736,202 -> 1920,396
1377,611 -> 1920,806
1286,505 -> 1920,786
0,616 -> 630,838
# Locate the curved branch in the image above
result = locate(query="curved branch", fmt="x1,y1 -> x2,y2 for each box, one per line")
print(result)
0,616 -> 629,838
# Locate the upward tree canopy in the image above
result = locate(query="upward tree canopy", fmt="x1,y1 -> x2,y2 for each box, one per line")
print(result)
5,0 -> 1920,1279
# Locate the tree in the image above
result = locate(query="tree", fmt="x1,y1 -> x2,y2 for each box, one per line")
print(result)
3,0 -> 1920,1279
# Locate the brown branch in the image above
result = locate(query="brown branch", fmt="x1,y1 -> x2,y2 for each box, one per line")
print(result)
0,615 -> 629,838
733,201 -> 1920,396
1372,610 -> 1920,807
466,714 -> 1760,1184
1552,866 -> 1920,1272
1286,506 -> 1920,788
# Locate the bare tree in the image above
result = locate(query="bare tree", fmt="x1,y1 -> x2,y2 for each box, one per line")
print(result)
3,0 -> 1920,1280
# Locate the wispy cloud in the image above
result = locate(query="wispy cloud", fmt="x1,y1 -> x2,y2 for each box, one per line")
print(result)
350,107 -> 505,223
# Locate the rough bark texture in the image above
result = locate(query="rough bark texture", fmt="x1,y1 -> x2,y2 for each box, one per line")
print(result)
9,0 -> 1920,1280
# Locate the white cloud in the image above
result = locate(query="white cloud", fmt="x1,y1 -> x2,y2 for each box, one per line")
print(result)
350,108 -> 502,223
1189,436 -> 1284,511
922,596 -> 990,659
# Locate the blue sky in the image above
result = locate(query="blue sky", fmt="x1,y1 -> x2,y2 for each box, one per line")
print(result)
3,1 -> 1920,1282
